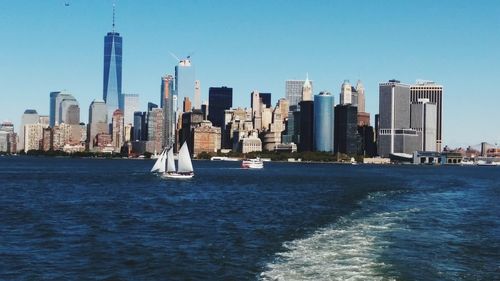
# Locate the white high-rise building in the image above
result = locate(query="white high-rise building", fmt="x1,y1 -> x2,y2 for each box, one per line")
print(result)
121,93 -> 139,126
410,81 -> 443,151
194,80 -> 201,110
285,76 -> 313,110
356,80 -> 366,112
302,75 -> 313,102
340,80 -> 353,105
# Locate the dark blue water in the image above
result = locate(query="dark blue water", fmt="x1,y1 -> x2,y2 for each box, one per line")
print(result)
0,157 -> 499,280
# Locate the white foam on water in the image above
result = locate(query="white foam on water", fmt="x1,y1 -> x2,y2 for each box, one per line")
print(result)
260,192 -> 418,281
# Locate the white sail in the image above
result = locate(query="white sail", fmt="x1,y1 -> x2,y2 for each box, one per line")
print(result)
177,142 -> 193,173
158,149 -> 167,173
150,149 -> 165,172
166,148 -> 176,173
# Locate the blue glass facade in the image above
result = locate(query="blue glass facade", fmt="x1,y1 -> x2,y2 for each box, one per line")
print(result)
314,92 -> 334,152
175,60 -> 195,113
103,32 -> 122,123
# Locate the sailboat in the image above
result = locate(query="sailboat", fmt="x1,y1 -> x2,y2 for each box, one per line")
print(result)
162,142 -> 194,179
150,148 -> 167,173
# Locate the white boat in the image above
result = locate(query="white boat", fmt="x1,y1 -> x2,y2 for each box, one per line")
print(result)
242,158 -> 264,169
162,142 -> 194,179
150,148 -> 167,173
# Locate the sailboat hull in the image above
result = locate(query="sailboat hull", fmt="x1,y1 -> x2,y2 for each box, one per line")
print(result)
162,173 -> 194,179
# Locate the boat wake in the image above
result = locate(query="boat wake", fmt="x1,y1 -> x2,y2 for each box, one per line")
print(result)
260,191 -> 415,281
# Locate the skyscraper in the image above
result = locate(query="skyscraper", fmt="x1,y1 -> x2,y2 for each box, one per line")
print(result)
103,5 -> 122,123
410,81 -> 443,151
175,57 -> 195,113
314,92 -> 334,152
298,100 -> 313,152
251,91 -> 262,131
302,76 -> 313,102
161,74 -> 176,149
121,93 -> 139,126
355,80 -> 370,126
50,91 -> 78,127
334,104 -> 360,155
286,77 -> 313,111
112,109 -> 124,152
88,99 -> 108,151
194,80 -> 201,110
340,80 -> 352,105
19,109 -> 39,152
208,86 -> 233,128
378,80 -> 420,157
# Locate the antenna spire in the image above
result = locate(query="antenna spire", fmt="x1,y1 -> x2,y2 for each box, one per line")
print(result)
112,2 -> 116,32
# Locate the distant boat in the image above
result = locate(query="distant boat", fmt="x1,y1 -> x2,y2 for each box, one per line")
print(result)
162,142 -> 194,179
210,156 -> 239,161
151,150 -> 160,160
241,158 -> 264,169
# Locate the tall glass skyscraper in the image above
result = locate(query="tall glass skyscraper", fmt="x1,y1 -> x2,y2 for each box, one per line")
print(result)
102,8 -> 122,124
314,92 -> 334,152
175,58 -> 195,113
162,75 -> 176,149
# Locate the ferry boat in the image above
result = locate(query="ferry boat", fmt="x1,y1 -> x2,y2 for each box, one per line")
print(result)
241,158 -> 264,169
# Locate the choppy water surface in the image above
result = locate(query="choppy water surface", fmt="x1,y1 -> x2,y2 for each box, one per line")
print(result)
0,157 -> 499,280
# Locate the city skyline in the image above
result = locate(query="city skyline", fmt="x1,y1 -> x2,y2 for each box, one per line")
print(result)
1,1 -> 500,147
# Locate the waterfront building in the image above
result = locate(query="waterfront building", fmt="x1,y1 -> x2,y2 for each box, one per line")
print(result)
241,132 -> 262,154
112,109 -> 124,152
175,57 -> 195,112
88,99 -> 108,151
19,109 -> 39,152
24,123 -> 44,152
334,104 -> 361,155
208,86 -> 233,128
103,6 -> 123,123
0,121 -> 16,153
358,125 -> 377,157
193,120 -> 221,156
378,80 -> 421,157
410,81 -> 443,151
410,100 -> 438,152
133,111 -> 147,141
50,90 -> 78,127
147,108 -> 164,153
298,100 -> 314,152
251,91 -> 263,131
314,92 -> 334,152
161,74 -> 176,149
121,93 -> 139,126
180,110 -> 204,154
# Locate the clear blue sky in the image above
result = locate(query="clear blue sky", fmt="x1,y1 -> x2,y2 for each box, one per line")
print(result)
1,0 -> 499,147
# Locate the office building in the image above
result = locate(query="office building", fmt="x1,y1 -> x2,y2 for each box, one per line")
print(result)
340,80 -> 353,105
193,120 -> 221,156
410,81 -> 443,151
298,100 -> 314,152
410,101 -> 437,152
180,110 -> 204,154
183,97 -> 192,113
208,86 -> 233,128
251,92 -> 271,109
112,109 -> 124,152
50,90 -> 78,127
0,121 -> 16,153
133,111 -> 147,141
251,91 -> 263,131
314,92 -> 334,152
175,57 -> 195,112
286,76 -> 313,110
88,99 -> 108,151
194,80 -> 201,110
103,6 -> 123,123
358,125 -> 377,157
19,109 -> 39,152
147,108 -> 164,153
334,104 -> 360,155
121,93 -> 139,126
161,74 -> 176,149
378,80 -> 421,157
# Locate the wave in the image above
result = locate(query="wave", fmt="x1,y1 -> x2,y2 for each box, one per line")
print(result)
260,191 -> 417,281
